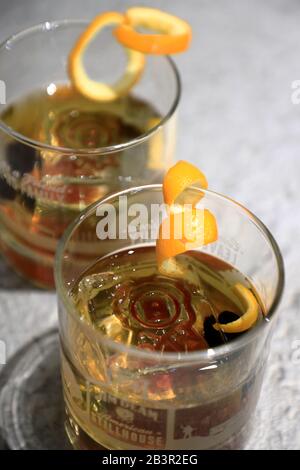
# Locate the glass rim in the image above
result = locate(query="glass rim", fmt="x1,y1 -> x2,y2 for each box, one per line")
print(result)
55,184 -> 285,363
0,19 -> 181,156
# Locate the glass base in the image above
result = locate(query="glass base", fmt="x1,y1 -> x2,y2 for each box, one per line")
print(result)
0,327 -> 285,450
65,405 -> 107,450
64,401 -> 250,450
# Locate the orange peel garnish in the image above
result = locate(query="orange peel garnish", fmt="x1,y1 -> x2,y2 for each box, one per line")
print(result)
163,160 -> 208,206
156,161 -> 259,335
156,207 -> 218,266
213,284 -> 260,333
114,7 -> 192,55
68,12 -> 145,102
156,160 -> 217,272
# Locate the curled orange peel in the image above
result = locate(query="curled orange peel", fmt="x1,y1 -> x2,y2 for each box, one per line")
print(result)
156,207 -> 218,266
156,162 -> 259,334
156,160 -> 217,268
68,12 -> 145,102
163,160 -> 208,206
114,7 -> 192,55
213,284 -> 260,333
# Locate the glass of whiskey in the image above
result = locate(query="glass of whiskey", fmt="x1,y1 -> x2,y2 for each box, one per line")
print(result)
55,184 -> 284,450
0,20 -> 180,288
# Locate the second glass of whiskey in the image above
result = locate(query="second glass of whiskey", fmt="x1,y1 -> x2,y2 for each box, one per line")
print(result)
0,20 -> 180,287
55,184 -> 284,450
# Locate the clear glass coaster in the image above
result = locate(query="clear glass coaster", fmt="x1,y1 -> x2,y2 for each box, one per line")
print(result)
0,329 -> 71,449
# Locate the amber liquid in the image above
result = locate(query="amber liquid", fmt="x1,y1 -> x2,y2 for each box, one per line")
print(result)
0,86 -> 163,287
72,247 -> 263,351
62,247 -> 264,450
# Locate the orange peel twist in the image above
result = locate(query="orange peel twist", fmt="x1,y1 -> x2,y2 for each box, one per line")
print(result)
114,7 -> 192,55
156,160 -> 259,334
68,12 -> 145,102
